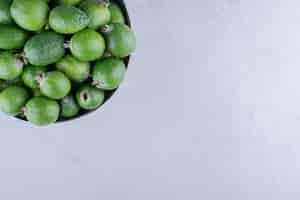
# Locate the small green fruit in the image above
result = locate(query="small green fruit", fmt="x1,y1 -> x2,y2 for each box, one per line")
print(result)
24,32 -> 65,66
22,65 -> 47,89
0,86 -> 29,116
25,96 -> 60,126
39,71 -> 71,100
109,2 -> 125,24
61,95 -> 80,118
92,57 -> 126,90
76,85 -> 104,110
0,24 -> 28,50
56,54 -> 90,82
70,29 -> 105,61
49,5 -> 89,34
10,0 -> 49,31
0,0 -> 13,24
80,0 -> 111,29
0,51 -> 23,80
102,23 -> 136,58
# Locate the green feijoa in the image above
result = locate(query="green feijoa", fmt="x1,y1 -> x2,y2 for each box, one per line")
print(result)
0,86 -> 29,115
61,95 -> 80,118
0,0 -> 13,24
102,23 -> 136,58
10,0 -> 49,31
76,85 -> 104,110
24,32 -> 65,66
80,0 -> 110,29
92,57 -> 126,90
0,51 -> 23,80
56,54 -> 90,82
49,5 -> 89,34
39,71 -> 71,100
70,29 -> 105,61
25,96 -> 60,126
22,65 -> 47,89
56,0 -> 82,5
0,25 -> 27,50
109,2 -> 125,24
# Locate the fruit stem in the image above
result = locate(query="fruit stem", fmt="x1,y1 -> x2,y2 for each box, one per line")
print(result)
92,80 -> 105,89
64,41 -> 71,49
102,0 -> 110,7
100,25 -> 112,33
44,23 -> 50,31
35,72 -> 46,85
80,91 -> 89,102
16,52 -> 28,66
96,0 -> 110,7
20,107 -> 27,118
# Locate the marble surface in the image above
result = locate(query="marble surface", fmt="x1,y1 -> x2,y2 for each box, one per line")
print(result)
2,0 -> 300,199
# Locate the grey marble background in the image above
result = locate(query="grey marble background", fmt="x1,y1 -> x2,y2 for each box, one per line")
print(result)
2,0 -> 300,199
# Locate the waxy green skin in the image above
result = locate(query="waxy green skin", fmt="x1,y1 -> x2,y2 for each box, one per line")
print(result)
76,85 -> 104,110
93,57 -> 126,90
49,5 -> 89,34
24,32 -> 65,66
109,2 -> 125,24
56,54 -> 90,82
0,25 -> 28,50
70,29 -> 105,61
103,23 -> 136,58
0,51 -> 23,80
39,71 -> 71,100
80,0 -> 111,29
25,97 -> 60,126
56,0 -> 82,5
61,95 -> 80,118
22,65 -> 47,89
0,86 -> 29,116
0,0 -> 13,24
10,0 -> 49,31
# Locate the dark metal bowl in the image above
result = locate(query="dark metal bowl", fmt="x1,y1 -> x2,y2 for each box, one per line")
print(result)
16,0 -> 132,123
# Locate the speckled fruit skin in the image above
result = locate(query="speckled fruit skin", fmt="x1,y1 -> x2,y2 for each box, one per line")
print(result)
103,23 -> 136,58
39,71 -> 71,100
80,0 -> 111,29
0,0 -> 13,24
25,96 -> 60,126
0,86 -> 29,116
92,57 -> 126,90
76,85 -> 104,110
70,29 -> 105,61
49,5 -> 89,34
22,65 -> 47,89
0,51 -> 23,80
24,32 -> 65,66
56,54 -> 90,82
10,0 -> 49,31
56,0 -> 82,5
109,2 -> 125,24
61,95 -> 80,118
0,24 -> 28,50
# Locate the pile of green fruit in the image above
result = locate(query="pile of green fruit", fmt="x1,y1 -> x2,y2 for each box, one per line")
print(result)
0,0 -> 136,126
